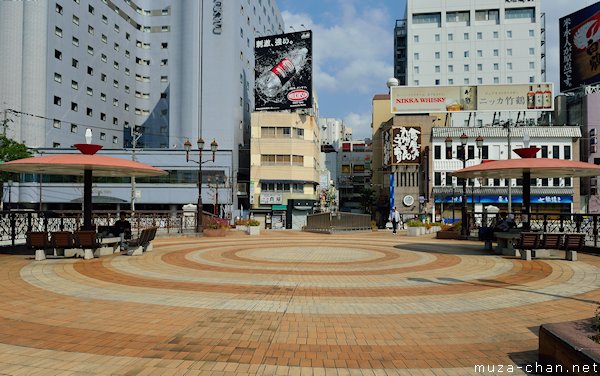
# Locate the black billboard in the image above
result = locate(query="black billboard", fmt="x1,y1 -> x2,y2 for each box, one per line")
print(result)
560,3 -> 600,92
254,30 -> 313,111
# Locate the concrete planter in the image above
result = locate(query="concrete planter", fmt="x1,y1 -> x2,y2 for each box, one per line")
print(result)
539,318 -> 600,375
436,230 -> 460,239
235,225 -> 248,232
247,226 -> 260,236
407,227 -> 420,236
204,228 -> 227,237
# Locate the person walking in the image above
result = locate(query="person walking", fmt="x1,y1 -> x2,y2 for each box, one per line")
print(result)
389,207 -> 400,234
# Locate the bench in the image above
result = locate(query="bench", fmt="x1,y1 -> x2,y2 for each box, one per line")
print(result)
74,231 -> 100,260
126,227 -> 157,256
562,233 -> 585,261
95,236 -> 122,256
516,232 -> 541,260
517,232 -> 583,261
494,231 -> 522,256
51,231 -> 76,257
27,232 -> 50,261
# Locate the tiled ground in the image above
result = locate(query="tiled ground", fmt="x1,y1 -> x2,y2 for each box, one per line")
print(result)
0,230 -> 599,375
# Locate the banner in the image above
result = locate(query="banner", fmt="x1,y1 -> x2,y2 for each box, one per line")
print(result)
388,127 -> 421,165
390,83 -> 554,114
560,3 -> 600,92
254,31 -> 313,111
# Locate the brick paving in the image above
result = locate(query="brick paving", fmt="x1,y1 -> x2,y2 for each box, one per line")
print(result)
0,230 -> 599,375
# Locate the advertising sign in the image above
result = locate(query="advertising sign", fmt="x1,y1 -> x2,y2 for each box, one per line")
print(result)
389,127 -> 421,165
560,3 -> 600,92
255,31 -> 313,111
390,83 -> 554,114
435,195 -> 573,204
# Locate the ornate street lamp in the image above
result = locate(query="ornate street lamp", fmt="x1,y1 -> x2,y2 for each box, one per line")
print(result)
446,133 -> 484,238
184,137 -> 218,232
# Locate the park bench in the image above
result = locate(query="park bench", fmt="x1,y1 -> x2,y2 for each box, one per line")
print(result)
74,230 -> 100,260
126,227 -> 157,256
51,231 -> 75,257
27,232 -> 50,261
516,232 -> 541,260
562,233 -> 585,261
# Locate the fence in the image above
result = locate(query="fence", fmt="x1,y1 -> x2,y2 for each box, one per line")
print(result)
305,212 -> 372,233
0,210 -> 216,246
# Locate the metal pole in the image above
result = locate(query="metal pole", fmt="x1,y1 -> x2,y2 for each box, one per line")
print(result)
507,121 -> 512,213
130,129 -> 141,213
461,154 -> 468,238
197,148 -> 203,233
83,170 -> 93,230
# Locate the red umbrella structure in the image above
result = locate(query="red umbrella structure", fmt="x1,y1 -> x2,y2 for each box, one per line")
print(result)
0,143 -> 167,230
453,147 -> 600,228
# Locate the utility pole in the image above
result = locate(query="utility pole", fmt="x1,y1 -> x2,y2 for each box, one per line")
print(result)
130,128 -> 142,212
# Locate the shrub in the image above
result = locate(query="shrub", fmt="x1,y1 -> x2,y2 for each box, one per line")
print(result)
406,219 -> 423,227
206,217 -> 230,230
248,219 -> 260,226
235,218 -> 249,226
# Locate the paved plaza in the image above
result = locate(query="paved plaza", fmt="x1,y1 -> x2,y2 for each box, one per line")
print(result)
0,230 -> 599,375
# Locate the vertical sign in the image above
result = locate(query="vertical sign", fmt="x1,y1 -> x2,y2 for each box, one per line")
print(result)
391,127 -> 421,164
389,173 -> 395,212
255,31 -> 313,111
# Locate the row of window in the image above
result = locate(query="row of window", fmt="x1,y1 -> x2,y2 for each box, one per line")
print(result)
415,61 -> 535,74
260,154 -> 304,166
260,183 -> 304,193
413,29 -> 535,43
413,47 -> 536,61
433,145 -> 572,161
416,76 -> 537,86
260,127 -> 304,138
434,174 -> 573,188
412,7 -> 535,26
21,169 -> 226,184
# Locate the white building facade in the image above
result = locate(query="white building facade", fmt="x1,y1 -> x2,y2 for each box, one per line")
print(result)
0,0 -> 284,213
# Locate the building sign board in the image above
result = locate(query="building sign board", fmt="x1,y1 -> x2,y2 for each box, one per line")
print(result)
435,195 -> 573,204
559,3 -> 600,92
260,193 -> 283,205
390,83 -> 554,114
254,31 -> 313,111
385,127 -> 421,165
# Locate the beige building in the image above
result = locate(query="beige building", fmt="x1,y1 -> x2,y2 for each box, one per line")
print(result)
250,112 -> 321,229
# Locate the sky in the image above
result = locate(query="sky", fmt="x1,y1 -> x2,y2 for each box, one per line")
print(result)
277,0 -> 599,140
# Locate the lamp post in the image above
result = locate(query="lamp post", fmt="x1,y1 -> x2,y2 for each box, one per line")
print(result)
184,137 -> 218,233
446,133 -> 484,238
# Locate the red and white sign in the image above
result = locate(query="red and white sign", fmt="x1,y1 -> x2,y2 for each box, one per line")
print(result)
287,89 -> 309,102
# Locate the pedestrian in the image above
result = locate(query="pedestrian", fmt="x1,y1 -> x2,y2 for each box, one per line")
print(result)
388,207 -> 400,234
113,212 -> 132,251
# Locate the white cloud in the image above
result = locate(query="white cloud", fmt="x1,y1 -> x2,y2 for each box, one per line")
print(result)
343,112 -> 372,141
282,2 -> 393,96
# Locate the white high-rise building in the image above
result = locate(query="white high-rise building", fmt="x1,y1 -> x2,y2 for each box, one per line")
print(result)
0,0 -> 284,212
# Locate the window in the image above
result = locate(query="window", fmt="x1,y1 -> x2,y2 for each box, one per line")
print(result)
448,51 -> 453,59
72,58 -> 79,68
464,78 -> 469,84
101,54 -> 107,63
447,11 -> 470,24
565,177 -> 572,186
529,47 -> 535,55
481,146 -> 489,159
414,35 -> 419,43
464,64 -> 469,72
448,33 -> 453,41
102,14 -> 107,23
493,77 -> 499,84
464,51 -> 469,58
507,77 -> 513,83
55,27 -> 63,37
87,66 -> 93,75
101,73 -> 106,82
435,51 -> 440,59
113,136 -> 118,144
160,59 -> 168,66
100,133 -> 106,140
506,30 -> 512,38
448,65 -> 453,72
435,65 -> 440,73
477,77 -> 483,84
493,49 -> 499,56
86,87 -> 93,96
564,145 -> 571,160
87,45 -> 94,55
71,80 -> 78,89
412,12 -> 441,25
435,34 -> 440,42
414,53 -> 419,60
114,24 -> 120,32
71,102 -> 78,112
448,79 -> 454,85
53,119 -> 61,128
161,42 -> 168,49
505,7 -> 535,22
53,96 -> 61,106
529,62 -> 535,69
477,32 -> 482,39
113,79 -> 119,88
493,31 -> 499,38
161,25 -> 170,32
414,66 -> 419,74
100,93 -> 106,102
53,143 -> 61,148
56,3 -> 63,14
100,112 -> 106,121
541,145 -> 548,158
553,145 -> 560,159
434,145 -> 441,159
54,73 -> 62,83
88,4 -> 94,14
434,172 -> 442,186
464,32 -> 469,40
477,64 -> 482,71
113,61 -> 119,69
507,48 -> 513,56
507,62 -> 513,70
493,63 -> 499,70
88,25 -> 94,35
475,9 -> 499,23
477,50 -> 482,57
72,15 -> 79,26
54,49 -> 62,60
113,117 -> 118,125
72,37 -> 79,46
529,29 -> 535,37
86,108 -> 92,117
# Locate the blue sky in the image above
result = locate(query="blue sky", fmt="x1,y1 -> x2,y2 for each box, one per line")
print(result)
278,0 -> 598,139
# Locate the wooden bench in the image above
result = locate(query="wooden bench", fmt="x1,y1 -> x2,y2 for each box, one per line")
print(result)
562,233 -> 585,261
126,227 -> 157,256
27,232 -> 49,261
51,231 -> 76,257
516,232 -> 541,261
74,231 -> 100,260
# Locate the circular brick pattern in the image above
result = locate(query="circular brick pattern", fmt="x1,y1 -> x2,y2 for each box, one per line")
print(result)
1,231 -> 599,375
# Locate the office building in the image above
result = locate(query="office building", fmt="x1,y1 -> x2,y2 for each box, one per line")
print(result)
0,0 -> 284,213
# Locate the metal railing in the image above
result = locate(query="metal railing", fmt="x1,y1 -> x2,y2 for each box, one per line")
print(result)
305,212 -> 372,233
0,210 -> 216,246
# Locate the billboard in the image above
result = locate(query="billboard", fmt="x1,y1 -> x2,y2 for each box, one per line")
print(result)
254,31 -> 313,111
560,3 -> 600,92
383,126 -> 422,166
390,83 -> 554,114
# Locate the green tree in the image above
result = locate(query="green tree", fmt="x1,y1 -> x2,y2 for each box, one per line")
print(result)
0,135 -> 32,209
359,187 -> 375,214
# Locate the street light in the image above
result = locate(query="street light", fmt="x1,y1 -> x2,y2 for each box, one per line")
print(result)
184,137 -> 218,233
446,133 -> 484,238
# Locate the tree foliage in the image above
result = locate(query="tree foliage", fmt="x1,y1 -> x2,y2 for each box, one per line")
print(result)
0,135 -> 32,204
359,187 -> 375,214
